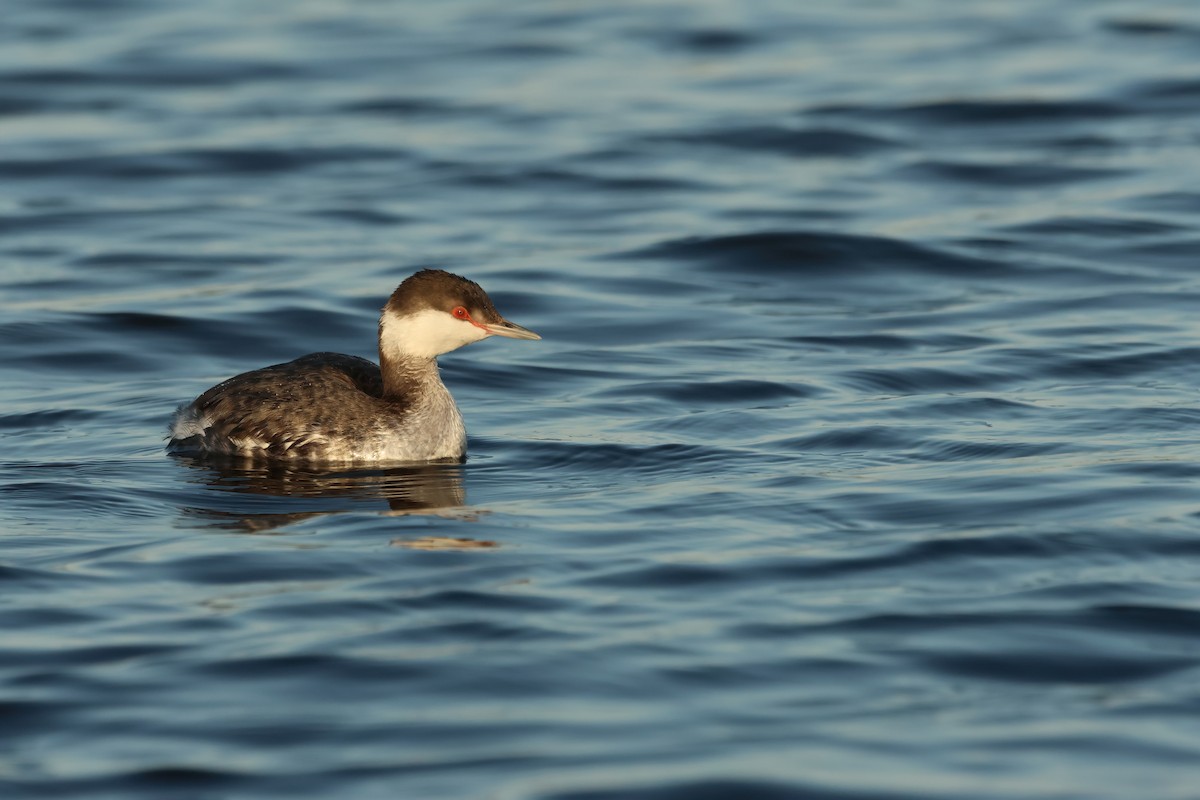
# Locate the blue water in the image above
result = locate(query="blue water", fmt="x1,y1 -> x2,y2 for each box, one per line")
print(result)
4,1 -> 1200,797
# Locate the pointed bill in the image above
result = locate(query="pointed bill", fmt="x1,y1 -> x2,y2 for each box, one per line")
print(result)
483,319 -> 541,340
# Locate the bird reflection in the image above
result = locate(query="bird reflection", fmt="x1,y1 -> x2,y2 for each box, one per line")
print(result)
172,455 -> 480,535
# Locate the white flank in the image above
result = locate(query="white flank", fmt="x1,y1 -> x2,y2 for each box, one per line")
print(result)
169,405 -> 210,440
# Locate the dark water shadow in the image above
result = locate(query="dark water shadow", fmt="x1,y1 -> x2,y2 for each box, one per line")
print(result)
170,456 -> 472,533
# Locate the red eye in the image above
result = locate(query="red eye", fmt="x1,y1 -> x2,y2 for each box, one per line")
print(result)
452,306 -> 469,320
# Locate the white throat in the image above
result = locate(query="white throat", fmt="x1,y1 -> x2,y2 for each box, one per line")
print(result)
380,308 -> 489,361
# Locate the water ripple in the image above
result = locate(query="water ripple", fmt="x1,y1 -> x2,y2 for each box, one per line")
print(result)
4,1 -> 1200,798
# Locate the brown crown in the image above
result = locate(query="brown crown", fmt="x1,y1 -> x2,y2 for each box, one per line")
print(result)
383,269 -> 502,322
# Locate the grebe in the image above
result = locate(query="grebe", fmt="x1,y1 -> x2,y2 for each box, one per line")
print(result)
168,269 -> 540,462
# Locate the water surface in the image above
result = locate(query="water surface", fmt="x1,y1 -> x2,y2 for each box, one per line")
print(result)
3,1 -> 1200,798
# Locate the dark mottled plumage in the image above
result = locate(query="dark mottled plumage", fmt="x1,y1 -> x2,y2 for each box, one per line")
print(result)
173,353 -> 393,459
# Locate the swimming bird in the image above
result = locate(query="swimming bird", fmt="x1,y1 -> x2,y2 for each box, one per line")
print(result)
168,269 -> 540,462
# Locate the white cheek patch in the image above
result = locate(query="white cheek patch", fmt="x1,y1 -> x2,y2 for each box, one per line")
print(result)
380,308 -> 489,360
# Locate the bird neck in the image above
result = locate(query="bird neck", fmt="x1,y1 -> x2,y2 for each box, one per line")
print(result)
378,349 -> 444,402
